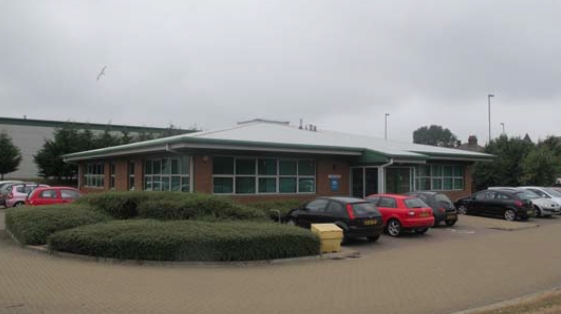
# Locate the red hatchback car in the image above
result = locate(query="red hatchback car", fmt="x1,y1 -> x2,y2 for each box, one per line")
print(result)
25,187 -> 81,206
365,194 -> 435,237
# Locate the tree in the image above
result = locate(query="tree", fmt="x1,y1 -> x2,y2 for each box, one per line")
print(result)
413,125 -> 459,147
0,132 -> 22,180
472,135 -> 535,190
520,145 -> 559,186
34,125 -> 83,181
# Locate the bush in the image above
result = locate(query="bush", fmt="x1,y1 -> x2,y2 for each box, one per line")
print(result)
74,191 -> 152,219
76,191 -> 266,221
245,199 -> 303,220
48,220 -> 320,261
137,193 -> 266,221
5,205 -> 111,245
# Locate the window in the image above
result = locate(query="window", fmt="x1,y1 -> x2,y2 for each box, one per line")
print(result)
61,189 -> 80,199
144,157 -> 190,192
404,198 -> 428,208
128,162 -> 135,190
110,162 -> 116,190
84,163 -> 105,188
414,165 -> 464,191
212,157 -> 316,194
39,190 -> 57,199
325,201 -> 345,215
378,197 -> 397,208
306,199 -> 329,212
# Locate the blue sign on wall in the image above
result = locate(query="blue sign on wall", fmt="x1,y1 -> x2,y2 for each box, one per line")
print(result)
328,175 -> 341,192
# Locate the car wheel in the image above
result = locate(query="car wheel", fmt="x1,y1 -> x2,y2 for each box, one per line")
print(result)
387,219 -> 402,237
534,206 -> 542,218
457,205 -> 468,215
286,218 -> 297,226
416,228 -> 429,234
367,235 -> 380,242
504,209 -> 516,221
445,220 -> 457,227
14,202 -> 24,208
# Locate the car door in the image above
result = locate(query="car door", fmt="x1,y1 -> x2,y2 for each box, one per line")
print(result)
36,189 -> 59,206
299,198 -> 330,228
471,191 -> 488,214
376,196 -> 398,224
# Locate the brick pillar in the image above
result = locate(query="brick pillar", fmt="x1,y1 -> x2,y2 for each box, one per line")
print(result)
115,159 -> 128,191
193,155 -> 213,194
134,159 -> 144,191
104,161 -> 111,190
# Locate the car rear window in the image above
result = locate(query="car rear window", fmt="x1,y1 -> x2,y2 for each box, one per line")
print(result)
404,198 -> 429,208
544,188 -> 561,197
514,191 -> 534,200
351,202 -> 378,214
435,194 -> 453,204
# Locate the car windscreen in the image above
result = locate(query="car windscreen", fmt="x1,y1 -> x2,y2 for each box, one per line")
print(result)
351,202 -> 378,214
404,198 -> 429,208
543,188 -> 561,197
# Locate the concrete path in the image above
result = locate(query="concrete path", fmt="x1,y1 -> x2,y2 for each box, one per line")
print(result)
1,210 -> 561,314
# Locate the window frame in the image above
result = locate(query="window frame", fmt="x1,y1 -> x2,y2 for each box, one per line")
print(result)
84,163 -> 105,188
414,164 -> 464,191
143,156 -> 191,192
212,156 -> 316,195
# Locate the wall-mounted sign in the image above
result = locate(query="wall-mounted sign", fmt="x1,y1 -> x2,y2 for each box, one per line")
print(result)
328,174 -> 341,192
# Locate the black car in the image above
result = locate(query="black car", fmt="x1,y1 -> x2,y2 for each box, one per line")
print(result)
454,189 -> 534,221
405,191 -> 458,227
285,197 -> 384,242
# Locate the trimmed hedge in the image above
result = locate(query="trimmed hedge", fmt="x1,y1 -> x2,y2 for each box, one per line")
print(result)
75,191 -> 266,221
245,199 -> 303,220
48,220 -> 320,261
5,205 -> 111,245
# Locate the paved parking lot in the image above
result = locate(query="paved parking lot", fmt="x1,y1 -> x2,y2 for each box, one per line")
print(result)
1,210 -> 561,314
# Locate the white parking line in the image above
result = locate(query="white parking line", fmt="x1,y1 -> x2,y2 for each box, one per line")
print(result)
446,228 -> 475,234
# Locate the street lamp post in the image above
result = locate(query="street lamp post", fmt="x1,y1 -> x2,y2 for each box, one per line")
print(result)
488,94 -> 495,143
500,122 -> 505,134
384,113 -> 390,140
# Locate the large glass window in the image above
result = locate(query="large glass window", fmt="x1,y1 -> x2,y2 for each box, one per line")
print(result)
84,163 -> 105,188
144,157 -> 190,192
414,164 -> 464,191
212,157 -> 315,194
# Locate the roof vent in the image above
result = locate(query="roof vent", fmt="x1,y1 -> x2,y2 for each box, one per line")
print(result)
237,118 -> 290,126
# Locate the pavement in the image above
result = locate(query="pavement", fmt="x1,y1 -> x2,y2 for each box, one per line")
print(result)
1,210 -> 561,314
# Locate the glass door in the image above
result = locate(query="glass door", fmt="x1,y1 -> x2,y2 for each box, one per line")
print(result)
385,167 -> 413,194
351,167 -> 379,198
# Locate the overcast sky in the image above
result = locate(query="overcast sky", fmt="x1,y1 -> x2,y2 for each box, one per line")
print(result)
1,1 -> 561,144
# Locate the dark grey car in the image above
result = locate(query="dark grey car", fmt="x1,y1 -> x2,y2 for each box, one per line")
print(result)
405,191 -> 458,226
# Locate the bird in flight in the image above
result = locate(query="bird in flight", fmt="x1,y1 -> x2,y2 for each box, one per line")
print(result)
97,66 -> 107,81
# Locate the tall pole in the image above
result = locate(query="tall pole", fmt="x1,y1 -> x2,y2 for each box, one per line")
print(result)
384,113 -> 390,140
500,122 -> 505,134
488,94 -> 494,143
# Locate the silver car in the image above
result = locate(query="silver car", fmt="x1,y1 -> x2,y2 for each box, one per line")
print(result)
489,187 -> 561,217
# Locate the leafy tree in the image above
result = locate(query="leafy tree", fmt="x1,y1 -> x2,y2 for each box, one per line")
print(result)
413,125 -> 459,147
94,129 -> 121,148
0,132 -> 22,180
121,130 -> 133,144
520,145 -> 559,186
34,125 -> 83,181
472,135 -> 535,190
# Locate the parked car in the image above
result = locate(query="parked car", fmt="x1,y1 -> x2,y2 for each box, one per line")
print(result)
5,183 -> 50,208
489,187 -> 560,217
365,194 -> 435,237
285,196 -> 384,242
454,189 -> 534,221
405,191 -> 458,226
25,187 -> 81,206
0,181 -> 23,208
518,186 -> 561,210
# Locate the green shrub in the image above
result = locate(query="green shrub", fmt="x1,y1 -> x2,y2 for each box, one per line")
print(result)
137,193 -> 266,221
245,199 -> 304,220
5,205 -> 111,245
76,191 -> 266,221
48,220 -> 320,261
74,191 -> 153,219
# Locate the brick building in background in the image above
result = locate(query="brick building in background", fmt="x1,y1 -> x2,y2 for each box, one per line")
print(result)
63,120 -> 494,202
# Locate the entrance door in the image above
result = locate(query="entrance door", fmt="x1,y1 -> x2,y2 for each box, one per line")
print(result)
385,167 -> 413,194
351,167 -> 379,198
